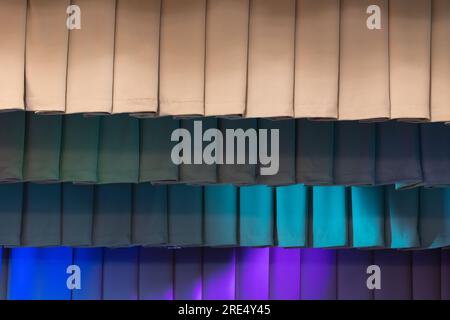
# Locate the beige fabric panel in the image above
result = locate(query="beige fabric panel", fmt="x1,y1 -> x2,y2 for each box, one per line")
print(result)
66,0 -> 116,114
389,0 -> 432,121
25,0 -> 70,114
246,0 -> 296,118
294,0 -> 340,119
159,0 -> 206,116
339,0 -> 390,121
0,0 -> 27,111
204,0 -> 249,117
431,0 -> 450,122
113,0 -> 161,115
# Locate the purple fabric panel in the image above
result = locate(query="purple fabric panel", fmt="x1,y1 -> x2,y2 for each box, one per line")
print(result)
236,248 -> 270,300
203,248 -> 236,300
412,250 -> 441,300
373,250 -> 412,300
139,247 -> 173,300
269,248 -> 301,300
337,250 -> 373,300
300,249 -> 337,300
442,250 -> 450,300
174,248 -> 202,300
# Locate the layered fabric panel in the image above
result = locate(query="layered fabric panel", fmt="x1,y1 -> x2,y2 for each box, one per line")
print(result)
0,183 -> 449,249
1,247 -> 449,300
0,0 -> 448,120
3,114 -> 450,187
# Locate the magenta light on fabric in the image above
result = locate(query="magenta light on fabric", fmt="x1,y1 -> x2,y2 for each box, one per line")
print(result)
203,248 -> 236,300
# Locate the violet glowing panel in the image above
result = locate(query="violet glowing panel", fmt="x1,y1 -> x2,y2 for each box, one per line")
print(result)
203,248 -> 236,300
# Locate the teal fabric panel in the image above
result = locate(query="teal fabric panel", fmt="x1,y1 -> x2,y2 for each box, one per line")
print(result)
0,184 -> 23,246
180,118 -> 218,184
0,112 -> 25,182
204,185 -> 238,246
21,183 -> 61,246
257,119 -> 296,185
351,186 -> 385,248
61,183 -> 94,247
139,248 -> 174,300
240,185 -> 274,246
60,114 -> 100,183
93,184 -> 132,246
312,186 -> 347,248
23,113 -> 62,182
218,119 -> 257,185
386,186 -> 420,249
97,115 -> 140,183
419,188 -> 450,249
140,117 -> 179,183
168,185 -> 203,246
103,247 -> 139,300
276,184 -> 308,247
72,248 -> 103,300
296,120 -> 334,185
132,184 -> 168,245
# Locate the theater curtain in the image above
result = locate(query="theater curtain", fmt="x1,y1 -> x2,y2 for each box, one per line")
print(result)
0,247 -> 449,300
0,0 -> 449,121
0,183 -> 450,249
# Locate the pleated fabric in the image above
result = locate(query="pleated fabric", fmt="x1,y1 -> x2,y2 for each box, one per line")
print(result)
3,247 -> 446,300
3,113 -> 450,186
0,183 -> 448,249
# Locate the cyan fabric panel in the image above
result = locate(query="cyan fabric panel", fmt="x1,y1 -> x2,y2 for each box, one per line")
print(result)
276,184 -> 308,247
102,247 -> 139,300
236,248 -> 270,300
21,183 -> 61,246
240,185 -> 274,246
296,119 -> 334,185
420,123 -> 450,186
269,248 -> 301,300
203,248 -> 236,300
374,250 -> 412,300
0,112 -> 24,182
60,114 -> 100,183
72,248 -> 103,300
180,118 -> 218,184
257,119 -> 296,185
386,186 -> 420,249
139,247 -> 173,300
218,118 -> 257,185
0,183 -> 23,246
334,122 -> 376,185
412,250 -> 441,300
204,185 -> 238,246
420,188 -> 450,248
337,250 -> 373,300
312,186 -> 347,248
174,248 -> 202,300
97,114 -> 140,183
62,183 -> 94,246
93,184 -> 132,246
168,185 -> 203,246
132,184 -> 168,245
139,117 -> 179,183
351,186 -> 385,248
300,249 -> 337,300
376,121 -> 422,186
23,113 -> 62,182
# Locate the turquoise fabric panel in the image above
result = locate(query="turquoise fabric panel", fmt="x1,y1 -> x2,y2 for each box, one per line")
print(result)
386,186 -> 420,249
312,186 -> 347,248
351,186 -> 385,248
204,185 -> 238,246
420,188 -> 450,249
240,185 -> 274,246
276,184 -> 308,247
